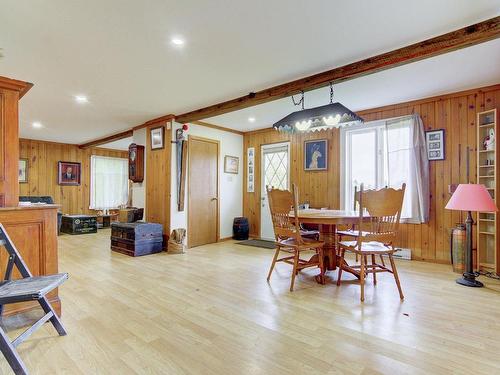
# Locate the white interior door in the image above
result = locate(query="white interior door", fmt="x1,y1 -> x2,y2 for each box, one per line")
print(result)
260,142 -> 290,240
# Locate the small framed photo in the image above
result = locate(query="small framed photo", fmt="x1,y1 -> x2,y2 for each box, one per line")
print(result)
19,158 -> 28,183
425,129 -> 445,161
150,126 -> 164,150
304,139 -> 328,171
224,155 -> 239,174
58,161 -> 81,185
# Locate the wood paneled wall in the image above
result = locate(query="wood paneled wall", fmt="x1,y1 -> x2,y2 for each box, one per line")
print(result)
19,139 -> 127,214
145,123 -> 171,234
243,84 -> 500,264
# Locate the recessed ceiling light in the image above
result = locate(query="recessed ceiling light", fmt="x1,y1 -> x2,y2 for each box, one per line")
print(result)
248,117 -> 256,123
171,37 -> 185,46
32,121 -> 42,129
74,95 -> 88,104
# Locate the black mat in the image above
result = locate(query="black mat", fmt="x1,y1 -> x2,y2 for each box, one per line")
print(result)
236,239 -> 275,249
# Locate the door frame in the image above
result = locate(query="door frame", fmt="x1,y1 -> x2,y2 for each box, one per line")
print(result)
260,141 -> 291,239
187,135 -> 220,248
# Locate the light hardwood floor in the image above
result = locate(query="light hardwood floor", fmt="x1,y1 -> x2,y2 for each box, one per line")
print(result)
2,229 -> 500,374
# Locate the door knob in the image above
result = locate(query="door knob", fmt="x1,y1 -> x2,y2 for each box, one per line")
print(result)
211,197 -> 218,201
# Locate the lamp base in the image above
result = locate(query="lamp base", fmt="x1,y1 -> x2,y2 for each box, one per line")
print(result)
456,273 -> 484,288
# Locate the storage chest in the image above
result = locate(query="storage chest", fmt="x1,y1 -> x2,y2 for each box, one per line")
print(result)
110,222 -> 163,257
61,215 -> 97,235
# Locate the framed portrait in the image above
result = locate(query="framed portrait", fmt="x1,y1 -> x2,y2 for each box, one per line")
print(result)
304,139 -> 328,171
150,126 -> 164,150
224,155 -> 239,174
425,129 -> 445,161
19,158 -> 28,183
58,161 -> 81,185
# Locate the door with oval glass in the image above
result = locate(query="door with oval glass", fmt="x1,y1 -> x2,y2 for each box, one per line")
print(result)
260,142 -> 290,240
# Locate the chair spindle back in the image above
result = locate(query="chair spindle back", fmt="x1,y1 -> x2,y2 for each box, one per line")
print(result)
357,183 -> 406,245
267,184 -> 302,243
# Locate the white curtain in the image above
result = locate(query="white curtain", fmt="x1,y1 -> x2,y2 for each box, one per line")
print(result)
90,155 -> 129,209
385,114 -> 429,223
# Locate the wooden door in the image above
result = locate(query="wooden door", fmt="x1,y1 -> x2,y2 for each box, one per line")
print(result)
188,136 -> 219,247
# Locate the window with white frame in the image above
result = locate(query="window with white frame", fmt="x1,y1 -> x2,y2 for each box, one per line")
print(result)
90,155 -> 129,209
341,115 -> 429,223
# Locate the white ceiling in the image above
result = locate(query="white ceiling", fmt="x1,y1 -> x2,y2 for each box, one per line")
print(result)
0,0 -> 499,144
206,38 -> 500,131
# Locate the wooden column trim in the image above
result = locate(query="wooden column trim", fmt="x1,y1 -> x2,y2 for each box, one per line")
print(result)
0,76 -> 33,98
176,16 -> 500,123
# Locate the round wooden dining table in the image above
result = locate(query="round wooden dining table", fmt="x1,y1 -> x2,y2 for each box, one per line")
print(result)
290,209 -> 368,283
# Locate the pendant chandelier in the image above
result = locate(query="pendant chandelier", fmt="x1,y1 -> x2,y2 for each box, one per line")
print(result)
273,83 -> 364,133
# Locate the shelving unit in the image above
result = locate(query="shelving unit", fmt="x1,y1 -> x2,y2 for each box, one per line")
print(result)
476,108 -> 499,274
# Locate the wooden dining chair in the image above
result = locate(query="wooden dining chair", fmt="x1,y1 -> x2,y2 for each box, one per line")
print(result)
0,224 -> 68,375
266,184 -> 325,291
337,184 -> 406,302
337,185 -> 386,266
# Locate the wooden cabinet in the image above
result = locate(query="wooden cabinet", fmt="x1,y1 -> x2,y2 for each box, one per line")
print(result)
128,143 -> 144,183
476,108 -> 499,274
0,205 -> 61,316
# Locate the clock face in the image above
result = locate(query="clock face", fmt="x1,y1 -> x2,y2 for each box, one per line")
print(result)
130,150 -> 136,162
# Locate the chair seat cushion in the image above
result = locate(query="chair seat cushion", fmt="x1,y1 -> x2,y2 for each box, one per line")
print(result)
278,237 -> 324,249
300,229 -> 319,238
336,230 -> 370,237
0,273 -> 68,304
339,241 -> 393,253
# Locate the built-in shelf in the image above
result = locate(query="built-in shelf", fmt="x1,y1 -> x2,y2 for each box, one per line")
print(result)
477,108 -> 499,275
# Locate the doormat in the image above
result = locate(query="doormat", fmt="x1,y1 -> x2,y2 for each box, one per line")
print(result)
236,239 -> 275,249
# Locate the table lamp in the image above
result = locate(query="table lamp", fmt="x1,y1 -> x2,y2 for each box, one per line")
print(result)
445,184 -> 498,287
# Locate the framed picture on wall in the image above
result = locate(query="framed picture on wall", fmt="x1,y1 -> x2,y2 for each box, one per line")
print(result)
58,161 -> 81,186
18,158 -> 28,183
150,126 -> 164,150
425,129 -> 445,161
247,147 -> 255,192
224,155 -> 239,174
304,139 -> 328,171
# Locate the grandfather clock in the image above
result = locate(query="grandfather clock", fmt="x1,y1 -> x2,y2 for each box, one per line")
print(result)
128,143 -> 144,183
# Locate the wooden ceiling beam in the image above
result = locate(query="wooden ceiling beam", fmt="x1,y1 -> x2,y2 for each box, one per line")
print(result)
78,114 -> 175,149
175,16 -> 500,123
78,129 -> 133,149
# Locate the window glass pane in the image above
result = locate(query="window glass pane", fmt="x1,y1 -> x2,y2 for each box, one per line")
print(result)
386,121 -> 411,218
351,130 -> 377,190
90,156 -> 129,209
264,151 -> 288,190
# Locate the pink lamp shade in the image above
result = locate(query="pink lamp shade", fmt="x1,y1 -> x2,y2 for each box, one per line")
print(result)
445,184 -> 498,212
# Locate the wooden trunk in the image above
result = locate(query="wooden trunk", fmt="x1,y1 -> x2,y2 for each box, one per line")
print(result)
61,215 -> 97,235
110,222 -> 163,257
